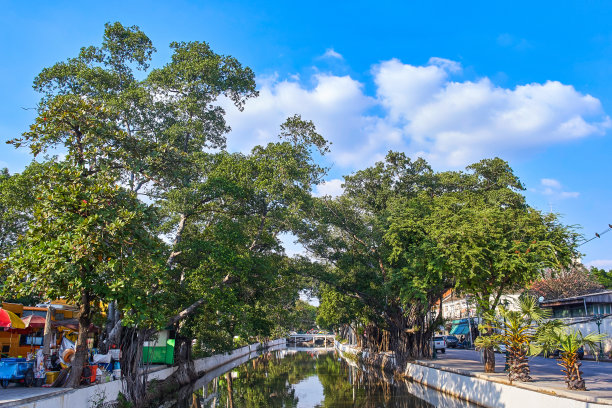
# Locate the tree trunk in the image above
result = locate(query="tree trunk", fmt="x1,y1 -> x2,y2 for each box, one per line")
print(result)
563,352 -> 586,390
226,372 -> 234,408
64,293 -> 90,387
174,336 -> 196,385
121,327 -> 150,407
508,346 -> 531,382
483,347 -> 496,373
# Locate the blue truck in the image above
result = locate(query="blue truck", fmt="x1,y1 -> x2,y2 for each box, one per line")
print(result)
0,358 -> 35,388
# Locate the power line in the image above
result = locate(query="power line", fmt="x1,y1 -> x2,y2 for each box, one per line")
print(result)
578,223 -> 612,247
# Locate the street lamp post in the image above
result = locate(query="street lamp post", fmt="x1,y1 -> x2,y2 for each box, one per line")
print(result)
466,296 -> 473,349
502,298 -> 510,372
595,314 -> 603,359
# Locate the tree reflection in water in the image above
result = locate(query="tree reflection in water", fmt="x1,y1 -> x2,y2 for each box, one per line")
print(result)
162,350 -> 451,407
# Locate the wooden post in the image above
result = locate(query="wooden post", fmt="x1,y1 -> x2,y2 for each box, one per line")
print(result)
43,306 -> 55,356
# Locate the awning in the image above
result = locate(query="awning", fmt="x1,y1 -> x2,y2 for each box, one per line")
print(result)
51,319 -> 99,333
450,324 -> 469,335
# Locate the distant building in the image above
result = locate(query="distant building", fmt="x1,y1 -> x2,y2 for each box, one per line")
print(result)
540,290 -> 612,354
540,290 -> 612,318
432,289 -> 520,321
430,290 -> 521,341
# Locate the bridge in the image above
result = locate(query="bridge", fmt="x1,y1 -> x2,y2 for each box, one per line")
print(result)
286,334 -> 335,347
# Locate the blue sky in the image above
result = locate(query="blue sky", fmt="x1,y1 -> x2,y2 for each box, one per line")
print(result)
1,0 -> 611,268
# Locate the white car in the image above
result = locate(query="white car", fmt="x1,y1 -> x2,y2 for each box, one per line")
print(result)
433,336 -> 446,353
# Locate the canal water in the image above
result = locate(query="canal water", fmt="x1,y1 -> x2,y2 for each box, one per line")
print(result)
158,347 -> 480,408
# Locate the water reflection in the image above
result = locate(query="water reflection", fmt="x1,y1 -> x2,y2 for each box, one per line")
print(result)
162,348 -> 477,408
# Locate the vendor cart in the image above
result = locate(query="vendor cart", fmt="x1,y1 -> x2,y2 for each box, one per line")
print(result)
0,358 -> 35,388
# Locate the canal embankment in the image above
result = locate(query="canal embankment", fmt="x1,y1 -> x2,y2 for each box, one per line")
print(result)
5,338 -> 285,408
335,341 -> 612,408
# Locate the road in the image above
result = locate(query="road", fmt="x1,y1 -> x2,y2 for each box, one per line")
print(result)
431,348 -> 612,400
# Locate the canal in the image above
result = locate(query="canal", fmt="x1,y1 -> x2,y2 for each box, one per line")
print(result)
156,346 -> 480,408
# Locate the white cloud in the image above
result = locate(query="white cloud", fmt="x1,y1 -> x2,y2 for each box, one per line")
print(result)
374,60 -> 610,167
222,73 -> 381,167
586,259 -> 612,270
497,33 -> 532,51
222,58 -> 610,171
314,179 -> 344,197
427,57 -> 462,73
541,178 -> 561,188
322,48 -> 343,60
538,178 -> 579,199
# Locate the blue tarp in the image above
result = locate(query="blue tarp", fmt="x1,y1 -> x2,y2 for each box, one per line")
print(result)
450,324 -> 469,335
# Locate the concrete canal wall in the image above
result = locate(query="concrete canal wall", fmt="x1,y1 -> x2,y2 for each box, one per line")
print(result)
335,341 -> 612,408
405,361 -> 611,408
11,338 -> 285,408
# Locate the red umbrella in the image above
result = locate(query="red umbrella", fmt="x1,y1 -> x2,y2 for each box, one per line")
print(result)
21,315 -> 46,329
0,308 -> 25,329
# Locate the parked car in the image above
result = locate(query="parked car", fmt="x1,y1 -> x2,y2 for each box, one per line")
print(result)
444,335 -> 459,348
433,336 -> 446,353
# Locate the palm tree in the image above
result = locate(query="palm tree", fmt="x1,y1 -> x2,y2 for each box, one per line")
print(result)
534,327 -> 606,390
475,296 -> 549,382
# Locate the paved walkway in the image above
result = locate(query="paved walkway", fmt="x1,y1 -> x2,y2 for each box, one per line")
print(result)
425,349 -> 612,402
0,364 -> 168,406
0,384 -> 67,406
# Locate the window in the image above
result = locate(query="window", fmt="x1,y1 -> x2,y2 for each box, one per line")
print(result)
22,310 -> 46,317
19,333 -> 43,346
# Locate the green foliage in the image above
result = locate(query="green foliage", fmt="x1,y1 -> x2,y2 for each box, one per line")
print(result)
286,300 -> 318,332
4,163 -> 163,322
590,266 -> 612,289
431,159 -> 579,314
0,166 -> 38,260
299,155 -> 578,365
177,118 -> 330,354
296,152 -> 450,361
315,287 -> 365,330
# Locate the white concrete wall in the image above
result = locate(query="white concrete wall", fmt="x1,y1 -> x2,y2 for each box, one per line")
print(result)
194,338 -> 285,374
13,338 -> 286,408
334,340 -> 610,408
563,316 -> 612,354
404,362 -> 611,408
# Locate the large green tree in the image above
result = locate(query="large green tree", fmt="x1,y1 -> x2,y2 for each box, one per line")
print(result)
427,158 -> 579,372
5,92 -> 165,386
297,152 -> 449,365
161,116 -> 329,357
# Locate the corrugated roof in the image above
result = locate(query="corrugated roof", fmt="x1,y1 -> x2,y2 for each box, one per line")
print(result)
540,290 -> 612,305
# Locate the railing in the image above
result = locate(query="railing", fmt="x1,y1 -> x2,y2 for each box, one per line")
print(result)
286,334 -> 335,347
